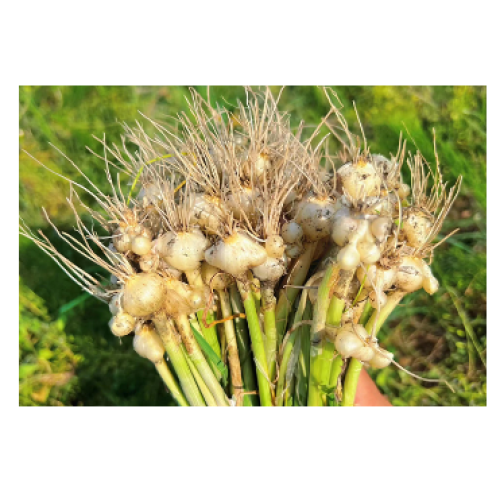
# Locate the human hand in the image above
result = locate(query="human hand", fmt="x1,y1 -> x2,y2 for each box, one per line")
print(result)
354,368 -> 392,406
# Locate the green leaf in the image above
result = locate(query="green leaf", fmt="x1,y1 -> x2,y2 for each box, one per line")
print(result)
190,323 -> 229,386
58,293 -> 90,316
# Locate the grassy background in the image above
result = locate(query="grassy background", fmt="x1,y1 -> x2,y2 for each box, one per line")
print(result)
19,86 -> 486,406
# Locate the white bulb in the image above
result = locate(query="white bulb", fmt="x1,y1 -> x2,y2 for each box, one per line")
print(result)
265,234 -> 285,258
109,311 -> 136,337
393,256 -> 424,292
113,229 -> 132,253
131,235 -> 153,256
295,196 -> 337,242
402,209 -> 433,248
337,159 -> 382,199
252,256 -> 286,283
337,244 -> 360,270
369,348 -> 394,369
205,232 -> 267,277
122,273 -> 167,318
157,229 -> 209,272
356,265 -> 395,291
370,217 -> 392,241
281,221 -> 303,244
189,193 -> 223,232
423,276 -> 439,295
201,262 -> 234,290
331,214 -> 359,247
285,242 -> 304,259
133,324 -> 165,364
357,240 -> 381,265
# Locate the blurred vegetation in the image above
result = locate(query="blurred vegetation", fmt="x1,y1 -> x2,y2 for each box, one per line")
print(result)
19,86 -> 486,406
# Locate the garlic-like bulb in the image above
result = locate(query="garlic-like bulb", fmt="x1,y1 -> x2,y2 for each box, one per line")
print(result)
123,273 -> 167,317
189,193 -> 223,232
109,311 -> 136,337
393,256 -> 424,292
337,159 -> 382,199
113,229 -> 132,253
265,234 -> 285,258
331,212 -> 359,247
139,253 -> 159,273
356,265 -> 395,291
369,348 -> 394,369
370,217 -> 392,242
131,235 -> 153,256
133,323 -> 165,364
205,231 -> 267,277
295,196 -> 337,241
401,208 -> 433,248
252,256 -> 286,282
254,152 -> 271,178
368,289 -> 387,309
357,240 -> 381,265
337,243 -> 360,270
157,229 -> 209,272
334,324 -> 374,362
226,187 -> 262,221
281,221 -> 303,244
397,183 -> 411,200
201,262 -> 234,290
285,242 -> 303,259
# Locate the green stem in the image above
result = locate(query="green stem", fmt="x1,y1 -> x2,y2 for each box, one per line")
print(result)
342,358 -> 363,406
229,284 -> 258,406
155,359 -> 189,407
261,284 -> 278,383
328,356 -> 344,405
295,301 -> 312,406
185,269 -> 223,380
308,263 -> 337,407
359,301 -> 373,326
237,280 -> 273,406
183,348 -> 218,406
176,314 -> 229,406
365,290 -> 407,336
153,312 -> 205,406
275,242 -> 317,342
275,329 -> 298,406
316,293 -> 345,404
218,289 -> 244,406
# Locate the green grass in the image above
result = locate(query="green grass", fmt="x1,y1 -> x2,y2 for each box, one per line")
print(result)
19,86 -> 486,406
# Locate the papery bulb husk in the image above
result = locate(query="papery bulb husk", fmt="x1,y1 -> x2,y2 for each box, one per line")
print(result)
281,221 -> 304,244
337,244 -> 360,270
205,231 -> 267,277
369,348 -> 394,369
337,160 -> 382,199
265,234 -> 285,258
123,273 -> 167,318
157,229 -> 209,272
109,311 -> 136,337
393,256 -> 424,292
295,196 -> 337,242
109,292 -> 123,315
357,265 -> 395,291
402,208 -> 433,248
252,255 -> 286,283
201,262 -> 234,290
133,323 -> 165,364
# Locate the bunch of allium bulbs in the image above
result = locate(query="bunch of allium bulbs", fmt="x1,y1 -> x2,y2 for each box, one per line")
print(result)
20,87 -> 462,406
